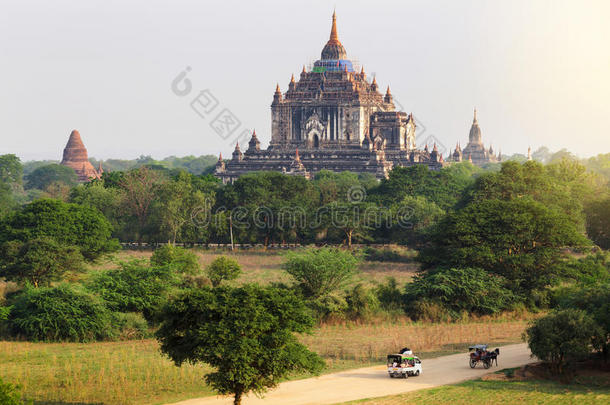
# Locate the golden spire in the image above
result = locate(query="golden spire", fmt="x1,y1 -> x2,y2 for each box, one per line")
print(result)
473,108 -> 478,123
329,10 -> 339,43
372,77 -> 377,85
295,148 -> 301,161
302,65 -> 306,74
290,74 -> 295,83
386,86 -> 391,95
360,66 -> 364,75
275,83 -> 281,93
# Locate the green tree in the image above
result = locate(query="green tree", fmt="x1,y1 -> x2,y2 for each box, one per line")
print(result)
156,285 -> 324,405
524,309 -> 603,375
0,237 -> 83,287
0,154 -> 23,187
0,199 -> 119,261
119,167 -> 165,243
8,284 -> 114,342
283,248 -> 360,298
150,245 -> 200,274
206,256 -> 242,287
585,195 -> 610,249
419,198 -> 589,298
25,164 -> 77,190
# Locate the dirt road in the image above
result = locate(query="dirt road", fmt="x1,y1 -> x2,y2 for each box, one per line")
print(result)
170,343 -> 533,405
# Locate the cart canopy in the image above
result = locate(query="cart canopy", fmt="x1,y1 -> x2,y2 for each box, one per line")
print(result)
469,344 -> 488,351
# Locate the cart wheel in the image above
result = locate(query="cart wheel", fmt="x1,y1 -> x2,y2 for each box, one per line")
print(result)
469,359 -> 477,368
389,374 -> 394,378
404,373 -> 408,379
415,370 -> 420,376
484,360 -> 491,369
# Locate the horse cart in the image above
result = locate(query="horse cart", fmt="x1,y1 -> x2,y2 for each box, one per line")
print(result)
468,344 -> 499,369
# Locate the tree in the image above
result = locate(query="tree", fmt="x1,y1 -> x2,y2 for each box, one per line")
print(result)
585,195 -> 610,249
283,248 -> 360,298
524,309 -> 603,376
419,198 -> 590,298
119,167 -> 165,243
0,198 -> 119,261
150,244 -> 200,274
156,285 -> 324,405
0,237 -> 83,287
0,377 -> 23,405
322,201 -> 378,247
206,256 -> 241,287
0,154 -> 23,187
25,164 -> 77,190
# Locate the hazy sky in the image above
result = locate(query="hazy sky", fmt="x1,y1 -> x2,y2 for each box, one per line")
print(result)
1,0 -> 609,161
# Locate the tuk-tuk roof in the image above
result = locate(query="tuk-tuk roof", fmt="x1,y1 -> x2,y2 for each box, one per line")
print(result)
469,344 -> 488,350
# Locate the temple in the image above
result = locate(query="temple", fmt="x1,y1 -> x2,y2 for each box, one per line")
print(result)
216,12 -> 443,183
60,130 -> 102,182
451,109 -> 500,165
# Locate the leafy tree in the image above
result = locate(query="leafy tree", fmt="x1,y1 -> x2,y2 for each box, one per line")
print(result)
375,277 -> 404,311
119,167 -> 165,243
283,248 -> 360,298
419,198 -> 590,298
345,283 -> 380,319
322,201 -> 378,247
150,245 -> 200,274
585,195 -> 610,249
156,285 -> 324,405
87,260 -> 178,321
24,164 -> 77,190
404,267 -> 515,318
0,154 -> 23,186
206,256 -> 242,287
69,181 -> 123,228
8,284 -> 114,342
0,237 -> 83,287
524,309 -> 603,375
385,195 -> 445,245
0,199 -> 119,260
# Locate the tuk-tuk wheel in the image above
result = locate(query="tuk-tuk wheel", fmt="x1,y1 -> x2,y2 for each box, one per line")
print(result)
469,359 -> 477,368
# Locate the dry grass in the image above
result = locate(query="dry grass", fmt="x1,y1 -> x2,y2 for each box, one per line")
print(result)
302,318 -> 529,363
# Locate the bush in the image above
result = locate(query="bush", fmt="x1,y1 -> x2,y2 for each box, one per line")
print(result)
362,247 -> 411,263
345,284 -> 380,319
283,248 -> 360,298
113,312 -> 151,340
404,267 -> 515,319
524,309 -> 604,376
150,245 -> 200,275
87,260 -> 178,321
307,294 -> 348,321
0,377 -> 24,405
375,277 -> 404,312
409,299 -> 452,323
206,256 -> 242,287
8,284 -> 113,342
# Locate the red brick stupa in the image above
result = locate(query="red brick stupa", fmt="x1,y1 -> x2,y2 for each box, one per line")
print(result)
60,130 -> 101,182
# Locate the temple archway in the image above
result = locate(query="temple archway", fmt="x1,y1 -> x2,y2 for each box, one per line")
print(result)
313,134 -> 319,148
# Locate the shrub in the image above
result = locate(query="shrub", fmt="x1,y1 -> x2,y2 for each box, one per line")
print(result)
283,248 -> 360,298
0,377 -> 24,405
206,256 -> 242,287
524,309 -> 604,375
150,245 -> 200,274
113,312 -> 151,340
307,294 -> 348,321
87,260 -> 178,321
404,267 -> 515,319
8,284 -> 113,342
409,299 -> 452,323
345,284 -> 380,319
375,277 -> 404,312
362,247 -> 411,263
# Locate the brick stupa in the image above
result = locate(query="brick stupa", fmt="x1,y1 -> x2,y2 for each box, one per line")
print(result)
60,130 -> 101,182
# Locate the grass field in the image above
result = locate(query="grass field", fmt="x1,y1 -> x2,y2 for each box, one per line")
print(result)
81,248 -> 420,287
344,371 -> 610,404
0,318 -> 528,405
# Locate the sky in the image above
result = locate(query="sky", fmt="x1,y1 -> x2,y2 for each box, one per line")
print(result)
1,0 -> 609,161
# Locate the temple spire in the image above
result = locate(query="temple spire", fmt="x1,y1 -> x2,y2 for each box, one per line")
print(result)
329,10 -> 339,42
473,108 -> 478,123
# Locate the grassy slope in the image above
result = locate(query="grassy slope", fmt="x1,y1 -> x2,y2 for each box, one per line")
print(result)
344,373 -> 610,405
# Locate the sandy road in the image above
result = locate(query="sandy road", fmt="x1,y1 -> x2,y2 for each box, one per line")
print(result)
170,343 -> 533,405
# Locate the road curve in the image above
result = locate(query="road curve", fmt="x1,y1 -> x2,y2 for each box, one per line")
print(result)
169,343 -> 533,405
